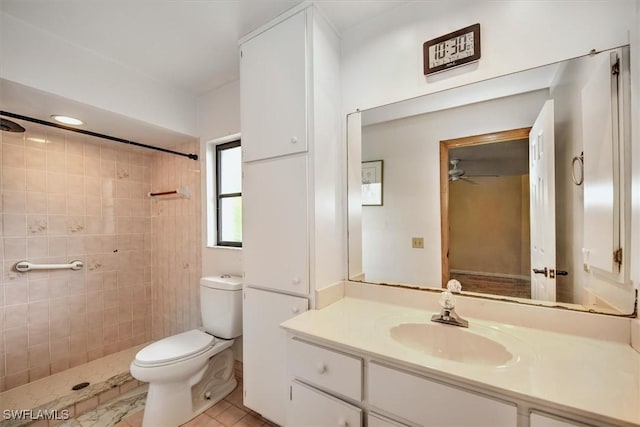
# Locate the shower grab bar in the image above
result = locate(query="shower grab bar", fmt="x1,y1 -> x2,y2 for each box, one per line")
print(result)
13,260 -> 84,273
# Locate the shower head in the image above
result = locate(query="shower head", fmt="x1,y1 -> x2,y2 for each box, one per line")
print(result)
1,118 -> 26,133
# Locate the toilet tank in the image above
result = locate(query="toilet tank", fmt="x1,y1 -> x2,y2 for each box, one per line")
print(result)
200,275 -> 243,339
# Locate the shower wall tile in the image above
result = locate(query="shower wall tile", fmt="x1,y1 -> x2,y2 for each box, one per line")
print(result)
1,125 -> 200,392
150,141 -> 202,340
0,123 -> 157,392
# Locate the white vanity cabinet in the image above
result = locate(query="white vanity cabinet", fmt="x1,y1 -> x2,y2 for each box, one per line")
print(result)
285,337 -> 517,427
289,381 -> 363,427
368,362 -> 517,426
288,338 -> 363,401
240,9 -> 308,162
530,412 -> 590,427
368,413 -> 410,427
287,339 -> 363,426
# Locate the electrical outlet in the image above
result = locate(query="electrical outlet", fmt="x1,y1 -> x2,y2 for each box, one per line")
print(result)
412,237 -> 424,249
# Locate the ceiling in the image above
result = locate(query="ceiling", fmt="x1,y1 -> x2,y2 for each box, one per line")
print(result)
450,139 -> 529,177
0,0 -> 410,96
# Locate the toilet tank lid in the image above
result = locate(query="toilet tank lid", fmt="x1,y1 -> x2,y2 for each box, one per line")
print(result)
200,275 -> 242,290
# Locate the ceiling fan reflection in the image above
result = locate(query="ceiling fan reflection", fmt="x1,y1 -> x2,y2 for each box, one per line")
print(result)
448,159 -> 479,185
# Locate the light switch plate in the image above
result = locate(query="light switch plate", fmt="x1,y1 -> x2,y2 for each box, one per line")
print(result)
412,237 -> 424,249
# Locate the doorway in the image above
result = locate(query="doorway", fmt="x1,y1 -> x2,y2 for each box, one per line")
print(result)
440,127 -> 532,298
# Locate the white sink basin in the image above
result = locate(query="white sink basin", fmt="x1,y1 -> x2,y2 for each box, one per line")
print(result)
389,323 -> 514,366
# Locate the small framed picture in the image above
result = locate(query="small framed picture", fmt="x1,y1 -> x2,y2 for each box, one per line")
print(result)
362,160 -> 383,206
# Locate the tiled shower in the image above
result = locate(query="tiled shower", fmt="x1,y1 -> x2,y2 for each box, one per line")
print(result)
0,121 -> 202,392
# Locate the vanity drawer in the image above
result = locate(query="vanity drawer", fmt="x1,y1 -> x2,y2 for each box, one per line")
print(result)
289,380 -> 362,427
530,411 -> 590,426
368,413 -> 409,427
368,362 -> 517,426
288,338 -> 363,401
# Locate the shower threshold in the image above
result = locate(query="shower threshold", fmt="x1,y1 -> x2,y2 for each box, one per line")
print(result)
0,344 -> 146,427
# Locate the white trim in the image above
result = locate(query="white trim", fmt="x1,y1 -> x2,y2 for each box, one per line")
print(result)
205,245 -> 242,251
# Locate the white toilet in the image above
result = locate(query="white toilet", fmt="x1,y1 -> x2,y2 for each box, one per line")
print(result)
130,275 -> 242,427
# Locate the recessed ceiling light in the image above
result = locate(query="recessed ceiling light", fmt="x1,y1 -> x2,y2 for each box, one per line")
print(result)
51,115 -> 84,126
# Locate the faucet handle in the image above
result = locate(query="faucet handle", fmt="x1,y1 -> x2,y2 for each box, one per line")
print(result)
439,290 -> 456,309
447,279 -> 462,293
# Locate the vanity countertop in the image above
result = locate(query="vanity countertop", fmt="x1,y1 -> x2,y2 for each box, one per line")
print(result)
281,297 -> 640,426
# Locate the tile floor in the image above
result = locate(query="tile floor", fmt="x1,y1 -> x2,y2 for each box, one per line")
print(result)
114,374 -> 278,427
0,345 -> 273,427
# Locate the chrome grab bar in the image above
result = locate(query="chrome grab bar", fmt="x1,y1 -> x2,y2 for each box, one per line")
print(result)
13,260 -> 84,272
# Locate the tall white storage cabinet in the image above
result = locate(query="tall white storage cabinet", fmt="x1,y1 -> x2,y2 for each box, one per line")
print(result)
240,4 -> 342,426
243,288 -> 308,424
243,155 -> 309,295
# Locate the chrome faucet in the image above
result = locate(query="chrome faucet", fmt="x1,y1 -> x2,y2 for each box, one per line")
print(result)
431,279 -> 469,328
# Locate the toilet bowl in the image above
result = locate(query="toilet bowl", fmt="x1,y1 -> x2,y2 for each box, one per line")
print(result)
130,275 -> 242,427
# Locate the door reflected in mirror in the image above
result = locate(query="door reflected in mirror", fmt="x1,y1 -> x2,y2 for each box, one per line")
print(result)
440,128 -> 532,300
348,46 -> 633,315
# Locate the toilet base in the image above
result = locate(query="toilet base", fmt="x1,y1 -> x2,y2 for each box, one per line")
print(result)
141,347 -> 236,427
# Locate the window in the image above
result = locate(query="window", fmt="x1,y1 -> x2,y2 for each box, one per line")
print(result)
216,140 -> 242,247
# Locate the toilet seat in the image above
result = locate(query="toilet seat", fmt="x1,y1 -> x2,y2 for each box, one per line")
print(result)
134,329 -> 215,367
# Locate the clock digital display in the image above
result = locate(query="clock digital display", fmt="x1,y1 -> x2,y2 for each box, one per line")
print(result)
428,31 -> 475,68
423,23 -> 481,75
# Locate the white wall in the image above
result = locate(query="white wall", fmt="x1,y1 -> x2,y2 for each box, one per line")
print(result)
310,10 -> 345,291
361,90 -> 548,287
341,1 -> 634,114
551,56 -> 592,305
0,12 -> 197,136
197,80 -> 243,278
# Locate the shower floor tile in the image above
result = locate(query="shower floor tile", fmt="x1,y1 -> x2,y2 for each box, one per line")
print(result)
58,385 -> 147,427
0,344 -> 146,414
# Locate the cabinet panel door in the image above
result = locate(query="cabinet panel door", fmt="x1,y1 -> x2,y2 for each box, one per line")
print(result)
243,288 -> 308,426
241,10 -> 308,162
243,155 -> 308,295
368,362 -> 517,426
288,381 -> 362,427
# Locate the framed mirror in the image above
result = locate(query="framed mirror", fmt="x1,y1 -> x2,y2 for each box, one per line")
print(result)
347,46 -> 635,315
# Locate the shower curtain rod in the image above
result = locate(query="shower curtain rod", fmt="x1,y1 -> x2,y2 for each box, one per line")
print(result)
0,111 -> 199,161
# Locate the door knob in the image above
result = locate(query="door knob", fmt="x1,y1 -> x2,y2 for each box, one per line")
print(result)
292,307 -> 300,314
292,277 -> 301,285
316,362 -> 327,374
290,136 -> 298,144
533,267 -> 548,277
556,270 -> 569,276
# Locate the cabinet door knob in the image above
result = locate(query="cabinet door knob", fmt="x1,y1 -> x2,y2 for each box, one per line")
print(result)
316,362 -> 327,374
292,277 -> 301,285
292,307 -> 300,314
337,417 -> 347,427
290,136 -> 298,144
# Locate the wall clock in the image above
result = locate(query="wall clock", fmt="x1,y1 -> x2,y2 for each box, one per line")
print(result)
423,23 -> 481,75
